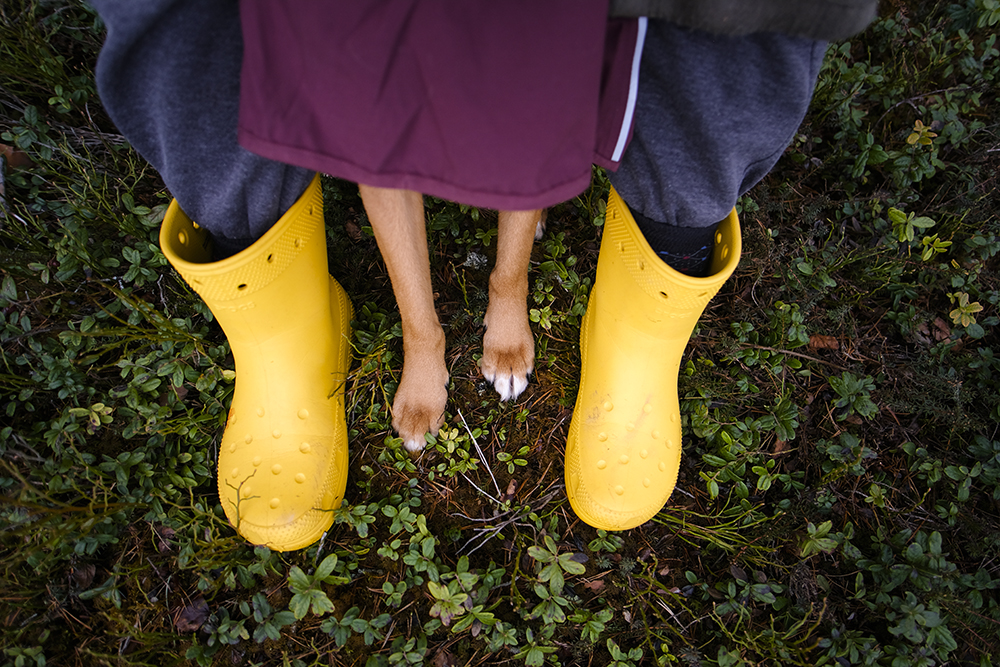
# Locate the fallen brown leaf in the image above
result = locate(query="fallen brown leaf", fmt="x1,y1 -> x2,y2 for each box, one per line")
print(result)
71,564 -> 96,589
174,597 -> 209,632
915,322 -> 932,346
344,219 -> 363,242
932,317 -> 951,341
808,334 -> 840,351
0,143 -> 35,169
431,648 -> 458,667
154,524 -> 176,553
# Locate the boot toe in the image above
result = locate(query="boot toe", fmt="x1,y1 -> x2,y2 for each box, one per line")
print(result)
566,391 -> 682,530
218,375 -> 351,547
220,423 -> 345,551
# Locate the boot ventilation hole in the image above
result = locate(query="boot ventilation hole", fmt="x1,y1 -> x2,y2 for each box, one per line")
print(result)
637,260 -> 644,271
720,245 -> 729,261
237,283 -> 248,291
177,231 -> 188,245
294,238 -> 301,248
715,232 -> 723,244
266,253 -> 274,263
659,291 -> 668,299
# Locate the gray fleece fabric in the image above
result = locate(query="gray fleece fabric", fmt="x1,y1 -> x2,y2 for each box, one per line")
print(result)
92,0 -> 313,257
609,20 -> 827,228
609,0 -> 876,41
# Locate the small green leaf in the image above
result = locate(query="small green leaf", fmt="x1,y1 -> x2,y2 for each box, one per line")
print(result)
287,566 -> 310,592
1,275 -> 17,301
315,554 -> 338,581
528,546 -> 554,563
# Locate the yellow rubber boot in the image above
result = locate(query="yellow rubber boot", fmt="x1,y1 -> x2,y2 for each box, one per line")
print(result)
566,186 -> 740,531
159,175 -> 353,551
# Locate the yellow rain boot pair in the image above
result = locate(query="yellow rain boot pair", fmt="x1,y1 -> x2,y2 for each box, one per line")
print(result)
566,186 -> 740,531
160,175 -> 353,551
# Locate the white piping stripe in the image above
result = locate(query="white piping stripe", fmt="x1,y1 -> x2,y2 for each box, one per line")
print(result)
611,16 -> 648,163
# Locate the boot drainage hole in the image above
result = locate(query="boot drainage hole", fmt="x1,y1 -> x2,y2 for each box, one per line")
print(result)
659,291 -> 668,299
237,283 -> 248,291
266,253 -> 274,263
294,238 -> 301,248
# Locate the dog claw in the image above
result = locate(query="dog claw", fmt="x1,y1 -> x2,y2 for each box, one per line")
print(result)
480,339 -> 533,402
534,210 -> 548,241
493,372 -> 529,401
480,361 -> 530,401
403,438 -> 425,454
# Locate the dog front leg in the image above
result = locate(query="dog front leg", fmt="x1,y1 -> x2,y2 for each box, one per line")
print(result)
481,208 -> 542,400
359,184 -> 448,453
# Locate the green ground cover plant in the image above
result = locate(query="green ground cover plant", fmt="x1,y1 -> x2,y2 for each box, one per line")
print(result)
1,1 -> 999,665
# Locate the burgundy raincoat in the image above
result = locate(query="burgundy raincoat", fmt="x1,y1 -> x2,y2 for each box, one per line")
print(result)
237,1 -> 641,210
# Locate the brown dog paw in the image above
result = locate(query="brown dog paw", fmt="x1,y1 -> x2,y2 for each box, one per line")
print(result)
481,317 -> 534,401
391,351 -> 448,452
391,382 -> 447,453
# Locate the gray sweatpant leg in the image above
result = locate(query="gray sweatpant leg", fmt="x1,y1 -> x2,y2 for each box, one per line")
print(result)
611,20 -> 827,228
92,0 -> 314,257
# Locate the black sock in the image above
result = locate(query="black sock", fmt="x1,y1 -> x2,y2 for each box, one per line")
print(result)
211,234 -> 254,261
632,210 -> 718,278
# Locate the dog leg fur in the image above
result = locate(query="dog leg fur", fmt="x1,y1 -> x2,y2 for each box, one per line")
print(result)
359,184 -> 448,453
481,209 -> 542,400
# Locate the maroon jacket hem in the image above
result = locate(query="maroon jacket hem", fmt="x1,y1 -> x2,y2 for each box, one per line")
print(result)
239,127 -> 596,211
